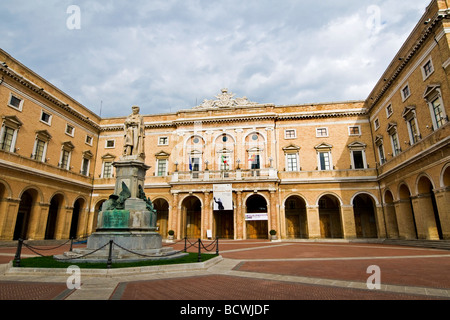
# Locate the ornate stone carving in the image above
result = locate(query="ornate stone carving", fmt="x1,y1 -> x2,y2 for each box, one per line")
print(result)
194,89 -> 257,109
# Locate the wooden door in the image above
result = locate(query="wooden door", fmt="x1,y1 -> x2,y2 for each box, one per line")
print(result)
215,212 -> 234,239
186,210 -> 201,239
320,214 -> 331,238
246,220 -> 268,239
286,215 -> 300,238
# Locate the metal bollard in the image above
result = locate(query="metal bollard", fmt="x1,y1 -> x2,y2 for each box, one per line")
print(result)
14,239 -> 23,267
197,238 -> 202,262
216,237 -> 219,255
107,240 -> 114,269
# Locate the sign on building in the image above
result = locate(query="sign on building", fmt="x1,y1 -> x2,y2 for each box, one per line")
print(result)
213,184 -> 233,211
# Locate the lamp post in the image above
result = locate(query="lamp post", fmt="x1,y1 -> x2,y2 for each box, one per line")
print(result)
236,158 -> 241,170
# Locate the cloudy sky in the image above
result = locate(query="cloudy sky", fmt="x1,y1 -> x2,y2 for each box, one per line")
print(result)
1,0 -> 431,118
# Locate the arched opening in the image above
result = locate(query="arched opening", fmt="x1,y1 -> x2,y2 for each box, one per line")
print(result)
443,165 -> 450,187
417,176 -> 443,240
14,189 -> 38,240
353,194 -> 378,238
93,199 -> 107,232
182,196 -> 202,239
70,198 -> 85,239
245,194 -> 268,239
45,194 -> 64,239
154,198 -> 169,238
398,184 -> 418,239
318,195 -> 342,239
384,190 -> 399,238
284,196 -> 308,239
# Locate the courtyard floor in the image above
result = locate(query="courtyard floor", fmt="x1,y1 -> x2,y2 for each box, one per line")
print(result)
1,239 -> 449,307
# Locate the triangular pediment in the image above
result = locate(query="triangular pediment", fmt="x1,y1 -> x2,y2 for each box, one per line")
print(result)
283,144 -> 301,153
155,151 -> 170,159
35,130 -> 52,141
102,153 -> 116,160
314,142 -> 333,150
62,141 -> 75,150
423,83 -> 440,99
2,115 -> 23,129
347,141 -> 367,149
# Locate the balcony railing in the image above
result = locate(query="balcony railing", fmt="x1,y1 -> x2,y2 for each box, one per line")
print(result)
171,168 -> 278,183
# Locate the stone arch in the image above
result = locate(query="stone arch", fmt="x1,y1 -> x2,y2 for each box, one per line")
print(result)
14,188 -> 41,240
318,194 -> 343,239
245,193 -> 269,239
440,163 -> 450,188
415,174 -> 443,239
315,192 -> 343,207
180,195 -> 202,239
284,195 -> 308,239
70,197 -> 87,239
0,179 -> 12,199
352,193 -> 378,238
383,189 -> 399,239
45,193 -> 66,240
153,198 -> 170,238
397,183 -> 418,239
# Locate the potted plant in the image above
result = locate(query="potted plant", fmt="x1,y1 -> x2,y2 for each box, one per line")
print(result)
269,229 -> 277,241
168,230 -> 175,242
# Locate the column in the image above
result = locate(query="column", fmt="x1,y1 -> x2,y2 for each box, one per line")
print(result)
170,192 -> 180,239
269,190 -> 278,234
411,194 -> 439,240
0,198 -> 20,240
203,191 -> 212,239
434,187 -> 450,239
374,204 -> 387,238
341,205 -> 357,239
394,200 -> 416,239
27,202 -> 50,240
235,190 -> 243,239
306,205 -> 321,239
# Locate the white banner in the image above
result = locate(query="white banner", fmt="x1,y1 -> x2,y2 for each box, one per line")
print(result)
213,184 -> 233,211
245,213 -> 268,221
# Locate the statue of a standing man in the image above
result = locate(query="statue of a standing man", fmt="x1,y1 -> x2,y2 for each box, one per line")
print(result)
123,106 -> 145,160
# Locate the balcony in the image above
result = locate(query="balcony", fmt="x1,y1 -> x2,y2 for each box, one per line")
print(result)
171,168 -> 279,184
278,169 -> 378,184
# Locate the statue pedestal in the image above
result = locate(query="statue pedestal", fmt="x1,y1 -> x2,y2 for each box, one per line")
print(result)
55,157 -> 187,263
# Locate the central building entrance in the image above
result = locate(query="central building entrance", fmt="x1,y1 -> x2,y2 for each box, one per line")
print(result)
182,196 -> 202,239
245,194 -> 268,239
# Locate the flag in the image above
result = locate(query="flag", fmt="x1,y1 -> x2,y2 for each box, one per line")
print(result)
248,154 -> 255,162
189,157 -> 192,171
221,155 -> 227,164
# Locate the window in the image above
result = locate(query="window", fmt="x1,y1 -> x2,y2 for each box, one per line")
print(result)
422,58 -> 434,80
0,127 -> 15,152
401,84 -> 411,101
386,104 -> 393,118
102,161 -> 113,178
219,154 -> 231,171
65,124 -> 75,136
40,111 -> 52,125
158,137 -> 169,146
374,118 -> 380,130
8,94 -> 23,111
351,151 -> 365,169
348,126 -> 361,136
424,85 -> 448,130
378,144 -> 386,164
32,130 -> 51,162
59,141 -> 74,170
318,152 -> 332,170
286,153 -> 298,172
60,149 -> 70,169
402,106 -> 420,145
157,159 -> 168,176
105,140 -> 115,148
81,158 -> 90,176
431,97 -> 446,129
85,135 -> 93,146
316,127 -> 328,137
1,116 -> 22,153
387,124 -> 401,157
33,139 -> 46,161
348,142 -> 367,169
284,129 -> 296,139
375,136 -> 386,165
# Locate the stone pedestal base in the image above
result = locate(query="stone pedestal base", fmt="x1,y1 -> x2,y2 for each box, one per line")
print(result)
55,231 -> 186,263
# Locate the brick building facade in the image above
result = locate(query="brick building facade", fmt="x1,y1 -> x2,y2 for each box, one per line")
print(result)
0,0 -> 449,241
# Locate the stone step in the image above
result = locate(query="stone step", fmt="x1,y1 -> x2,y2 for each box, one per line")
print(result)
383,239 -> 450,251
